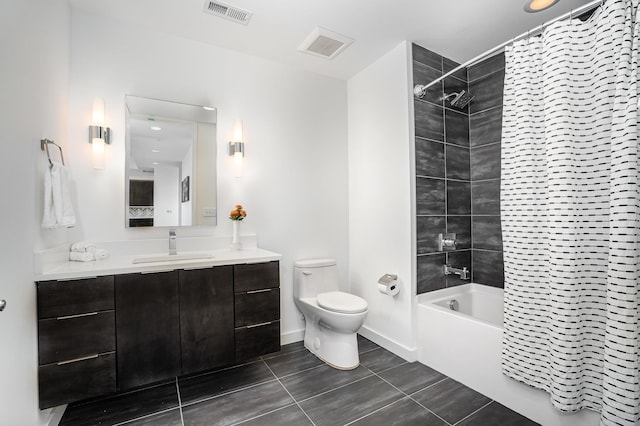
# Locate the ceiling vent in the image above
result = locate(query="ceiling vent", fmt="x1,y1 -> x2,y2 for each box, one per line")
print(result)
202,0 -> 253,25
298,27 -> 354,60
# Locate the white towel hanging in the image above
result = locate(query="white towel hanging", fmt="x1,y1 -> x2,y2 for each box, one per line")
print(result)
42,163 -> 76,229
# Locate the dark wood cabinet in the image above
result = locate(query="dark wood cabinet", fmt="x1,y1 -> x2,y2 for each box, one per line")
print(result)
36,277 -> 116,409
129,179 -> 154,206
234,262 -> 281,360
36,260 -> 281,408
179,266 -> 235,374
115,271 -> 181,390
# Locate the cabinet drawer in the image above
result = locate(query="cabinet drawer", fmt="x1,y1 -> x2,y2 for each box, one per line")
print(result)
38,352 -> 116,409
38,311 -> 115,365
234,261 -> 279,293
235,321 -> 280,361
235,288 -> 280,327
37,276 -> 114,319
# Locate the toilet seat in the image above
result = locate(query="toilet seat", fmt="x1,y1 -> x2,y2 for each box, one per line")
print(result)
316,291 -> 368,314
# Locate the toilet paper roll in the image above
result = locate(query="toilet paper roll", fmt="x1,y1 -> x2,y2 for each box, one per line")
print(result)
378,281 -> 400,296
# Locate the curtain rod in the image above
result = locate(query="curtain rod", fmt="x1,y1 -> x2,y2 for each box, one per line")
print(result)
414,0 -> 604,94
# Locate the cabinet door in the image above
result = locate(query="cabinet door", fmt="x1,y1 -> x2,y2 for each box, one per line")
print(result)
115,271 -> 180,390
179,266 -> 234,374
234,261 -> 280,292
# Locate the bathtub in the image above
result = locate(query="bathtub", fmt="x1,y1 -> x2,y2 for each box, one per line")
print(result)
417,283 -> 599,426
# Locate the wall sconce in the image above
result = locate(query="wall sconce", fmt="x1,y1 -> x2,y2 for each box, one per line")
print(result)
89,98 -> 111,169
228,119 -> 244,177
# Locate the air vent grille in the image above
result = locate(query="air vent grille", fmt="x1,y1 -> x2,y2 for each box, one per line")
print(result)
202,0 -> 253,25
298,27 -> 354,60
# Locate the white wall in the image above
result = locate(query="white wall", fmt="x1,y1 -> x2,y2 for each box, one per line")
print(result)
0,0 -> 70,424
65,10 -> 349,342
347,41 -> 416,358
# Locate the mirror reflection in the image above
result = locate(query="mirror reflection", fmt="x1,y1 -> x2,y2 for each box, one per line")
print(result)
125,95 -> 217,228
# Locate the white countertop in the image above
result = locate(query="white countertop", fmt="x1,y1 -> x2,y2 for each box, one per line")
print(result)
34,248 -> 282,281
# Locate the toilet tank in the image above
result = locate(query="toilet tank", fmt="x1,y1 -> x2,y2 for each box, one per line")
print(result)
293,258 -> 340,299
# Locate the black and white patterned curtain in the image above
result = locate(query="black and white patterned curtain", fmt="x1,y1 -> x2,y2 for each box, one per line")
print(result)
500,0 -> 640,424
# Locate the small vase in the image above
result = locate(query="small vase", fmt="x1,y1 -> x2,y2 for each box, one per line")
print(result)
230,220 -> 241,250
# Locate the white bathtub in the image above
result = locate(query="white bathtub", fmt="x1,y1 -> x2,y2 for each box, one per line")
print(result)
417,283 -> 599,426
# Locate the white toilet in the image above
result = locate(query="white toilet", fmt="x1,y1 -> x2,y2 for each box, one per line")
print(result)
293,258 -> 368,370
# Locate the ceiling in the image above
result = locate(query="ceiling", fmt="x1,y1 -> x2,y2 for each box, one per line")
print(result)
69,0 -> 595,80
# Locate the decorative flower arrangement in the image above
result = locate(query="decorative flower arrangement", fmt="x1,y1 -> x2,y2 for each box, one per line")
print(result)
229,204 -> 247,221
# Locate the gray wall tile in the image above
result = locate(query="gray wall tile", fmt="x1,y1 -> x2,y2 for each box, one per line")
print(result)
417,216 -> 446,254
445,250 -> 472,287
445,145 -> 470,181
445,108 -> 469,147
412,44 -> 442,72
472,250 -> 504,288
417,254 -> 446,294
470,143 -> 500,180
416,178 -> 445,215
443,57 -> 467,81
415,101 -> 444,142
443,77 -> 469,114
446,216 -> 471,249
416,139 -> 445,178
469,106 -> 502,147
468,69 -> 505,114
447,181 -> 471,215
468,53 -> 505,82
413,62 -> 444,106
472,180 -> 500,215
472,216 -> 502,251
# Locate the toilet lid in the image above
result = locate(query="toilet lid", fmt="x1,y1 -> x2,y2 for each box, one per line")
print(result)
316,291 -> 368,314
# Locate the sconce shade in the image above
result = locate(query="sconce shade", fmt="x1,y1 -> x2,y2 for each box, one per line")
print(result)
229,119 -> 244,177
92,138 -> 105,169
89,98 -> 111,169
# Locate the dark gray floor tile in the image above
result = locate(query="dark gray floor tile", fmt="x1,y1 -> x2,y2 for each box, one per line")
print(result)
416,139 -> 445,178
351,397 -> 447,426
359,347 -> 406,373
60,382 -> 179,426
413,62 -> 444,106
280,364 -> 372,401
472,216 -> 503,251
179,360 -> 275,404
415,100 -> 444,142
299,375 -> 404,426
417,253 -> 446,294
416,177 -> 445,215
447,180 -> 471,215
446,144 -> 470,180
260,341 -> 306,360
445,108 -> 469,146
471,142 -> 501,181
378,362 -> 446,395
470,106 -> 502,147
472,250 -> 504,288
457,401 -> 539,426
263,348 -> 324,378
412,44 -> 442,72
118,408 -> 182,426
472,179 -> 500,215
446,216 -> 471,250
417,216 -> 446,254
182,380 -> 293,426
445,250 -> 472,287
239,404 -> 313,426
357,334 -> 380,354
412,378 -> 491,424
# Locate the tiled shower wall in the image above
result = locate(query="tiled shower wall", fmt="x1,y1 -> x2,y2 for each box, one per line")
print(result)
413,43 -> 505,294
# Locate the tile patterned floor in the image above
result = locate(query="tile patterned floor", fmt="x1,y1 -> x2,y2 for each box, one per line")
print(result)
60,336 -> 538,426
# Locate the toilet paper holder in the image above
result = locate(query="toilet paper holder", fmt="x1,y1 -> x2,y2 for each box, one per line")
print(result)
378,274 -> 397,286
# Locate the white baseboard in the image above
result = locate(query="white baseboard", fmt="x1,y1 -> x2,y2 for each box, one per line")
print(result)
281,329 -> 304,345
359,325 -> 417,362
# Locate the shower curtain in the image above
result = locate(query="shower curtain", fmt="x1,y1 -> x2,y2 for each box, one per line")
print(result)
501,0 -> 640,424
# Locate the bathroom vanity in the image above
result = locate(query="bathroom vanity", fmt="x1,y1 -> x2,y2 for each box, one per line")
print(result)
34,250 -> 280,409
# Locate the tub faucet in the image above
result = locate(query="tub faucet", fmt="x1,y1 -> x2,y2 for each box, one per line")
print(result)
169,229 -> 177,255
444,264 -> 470,280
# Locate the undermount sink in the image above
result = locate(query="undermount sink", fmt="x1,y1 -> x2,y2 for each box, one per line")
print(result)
132,252 -> 215,264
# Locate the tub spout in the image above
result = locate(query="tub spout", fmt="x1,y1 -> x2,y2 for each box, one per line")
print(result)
444,264 -> 470,280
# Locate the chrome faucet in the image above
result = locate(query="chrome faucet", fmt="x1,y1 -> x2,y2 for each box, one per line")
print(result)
444,264 -> 470,280
169,229 -> 177,255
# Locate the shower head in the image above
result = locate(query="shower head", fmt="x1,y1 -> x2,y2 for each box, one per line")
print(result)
442,90 -> 474,109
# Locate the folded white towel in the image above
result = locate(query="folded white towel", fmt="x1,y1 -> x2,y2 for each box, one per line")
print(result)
71,241 -> 96,253
94,248 -> 109,260
42,163 -> 76,229
69,251 -> 95,262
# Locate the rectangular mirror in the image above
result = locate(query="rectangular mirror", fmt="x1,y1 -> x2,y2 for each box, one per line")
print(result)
125,95 -> 217,228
